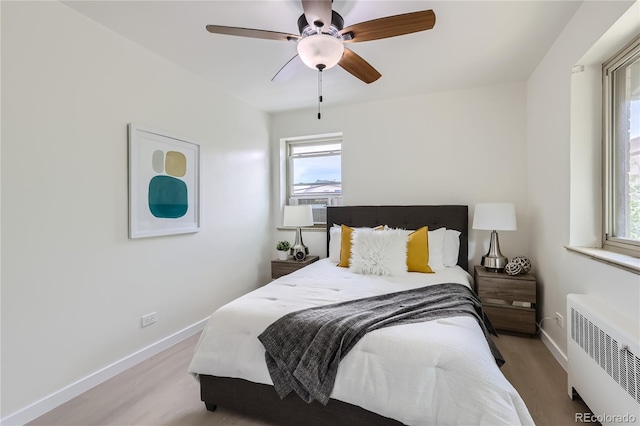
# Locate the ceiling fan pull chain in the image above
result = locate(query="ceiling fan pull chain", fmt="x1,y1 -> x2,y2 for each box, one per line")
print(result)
317,68 -> 323,119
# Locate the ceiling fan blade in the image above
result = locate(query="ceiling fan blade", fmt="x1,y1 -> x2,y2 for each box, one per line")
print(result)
340,10 -> 436,43
206,25 -> 300,42
338,48 -> 381,84
301,0 -> 333,32
271,55 -> 305,82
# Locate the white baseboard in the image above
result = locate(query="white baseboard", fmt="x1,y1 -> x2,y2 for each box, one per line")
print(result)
1,318 -> 209,426
540,327 -> 568,371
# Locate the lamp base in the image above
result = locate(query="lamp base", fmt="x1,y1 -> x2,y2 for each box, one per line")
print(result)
481,230 -> 509,272
290,227 -> 309,261
481,255 -> 509,272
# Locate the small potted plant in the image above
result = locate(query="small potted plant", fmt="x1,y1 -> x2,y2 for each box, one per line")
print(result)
276,241 -> 291,260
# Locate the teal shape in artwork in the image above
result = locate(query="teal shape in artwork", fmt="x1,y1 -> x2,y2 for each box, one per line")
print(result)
148,175 -> 188,218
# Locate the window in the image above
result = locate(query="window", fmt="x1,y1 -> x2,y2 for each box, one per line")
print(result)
603,35 -> 640,257
286,134 -> 343,224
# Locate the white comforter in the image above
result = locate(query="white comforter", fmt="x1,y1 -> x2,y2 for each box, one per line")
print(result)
189,259 -> 534,426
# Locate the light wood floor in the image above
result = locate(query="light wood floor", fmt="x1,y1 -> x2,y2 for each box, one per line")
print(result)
29,332 -> 594,426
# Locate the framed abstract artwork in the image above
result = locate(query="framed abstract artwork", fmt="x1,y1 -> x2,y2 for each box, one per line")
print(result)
128,124 -> 200,238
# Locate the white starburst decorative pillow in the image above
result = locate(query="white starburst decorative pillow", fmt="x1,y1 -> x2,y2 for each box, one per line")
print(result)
349,228 -> 408,276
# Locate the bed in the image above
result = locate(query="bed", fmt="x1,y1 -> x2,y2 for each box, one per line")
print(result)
188,205 -> 534,425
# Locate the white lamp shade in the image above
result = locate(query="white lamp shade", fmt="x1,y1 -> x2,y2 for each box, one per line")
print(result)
472,203 -> 517,231
297,34 -> 344,70
283,205 -> 314,227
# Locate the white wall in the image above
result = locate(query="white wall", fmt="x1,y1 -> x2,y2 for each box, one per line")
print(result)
270,83 -> 530,269
1,1 -> 271,419
526,0 -> 639,360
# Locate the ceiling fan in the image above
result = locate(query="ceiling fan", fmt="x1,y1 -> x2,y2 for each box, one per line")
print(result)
205,0 -> 436,84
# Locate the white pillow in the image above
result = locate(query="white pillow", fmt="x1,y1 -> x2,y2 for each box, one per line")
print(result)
427,227 -> 446,271
329,224 -> 378,264
443,229 -> 462,267
349,228 -> 408,276
329,224 -> 341,263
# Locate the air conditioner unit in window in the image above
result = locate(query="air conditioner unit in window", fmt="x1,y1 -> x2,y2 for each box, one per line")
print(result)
313,205 -> 328,224
288,196 -> 343,224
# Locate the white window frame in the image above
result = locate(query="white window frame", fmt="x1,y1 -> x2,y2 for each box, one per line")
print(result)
283,133 -> 343,225
602,34 -> 640,258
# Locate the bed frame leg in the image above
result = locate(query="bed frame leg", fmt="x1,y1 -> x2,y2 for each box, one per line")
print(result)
204,402 -> 217,412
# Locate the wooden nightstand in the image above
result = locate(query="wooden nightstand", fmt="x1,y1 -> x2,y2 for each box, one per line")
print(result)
271,255 -> 319,279
474,265 -> 537,336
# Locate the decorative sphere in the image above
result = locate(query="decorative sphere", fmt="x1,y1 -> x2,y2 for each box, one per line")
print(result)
512,256 -> 532,273
505,262 -> 523,276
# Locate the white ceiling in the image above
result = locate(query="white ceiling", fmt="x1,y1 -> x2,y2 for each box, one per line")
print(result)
63,1 -> 582,113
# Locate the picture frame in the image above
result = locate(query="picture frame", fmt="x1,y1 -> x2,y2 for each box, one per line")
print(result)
128,123 -> 200,238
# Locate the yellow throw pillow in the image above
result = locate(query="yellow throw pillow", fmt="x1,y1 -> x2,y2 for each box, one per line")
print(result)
338,225 -> 354,267
407,226 -> 433,273
338,224 -> 384,268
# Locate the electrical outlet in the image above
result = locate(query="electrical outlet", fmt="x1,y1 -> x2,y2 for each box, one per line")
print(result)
555,312 -> 564,329
141,312 -> 157,327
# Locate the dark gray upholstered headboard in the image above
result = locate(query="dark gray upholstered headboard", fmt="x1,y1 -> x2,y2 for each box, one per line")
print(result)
326,205 -> 469,271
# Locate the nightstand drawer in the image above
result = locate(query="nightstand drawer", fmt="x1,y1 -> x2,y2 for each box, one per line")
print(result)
476,277 -> 536,304
484,305 -> 536,334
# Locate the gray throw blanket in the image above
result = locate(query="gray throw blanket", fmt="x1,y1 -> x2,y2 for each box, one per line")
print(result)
258,282 -> 503,405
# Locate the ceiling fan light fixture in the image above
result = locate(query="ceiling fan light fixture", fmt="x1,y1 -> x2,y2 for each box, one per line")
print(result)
297,34 -> 344,70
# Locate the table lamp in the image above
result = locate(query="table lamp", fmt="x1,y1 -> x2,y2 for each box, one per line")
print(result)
283,205 -> 314,261
473,203 -> 517,271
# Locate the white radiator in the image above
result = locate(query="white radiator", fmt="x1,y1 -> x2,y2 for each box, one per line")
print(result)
567,294 -> 640,425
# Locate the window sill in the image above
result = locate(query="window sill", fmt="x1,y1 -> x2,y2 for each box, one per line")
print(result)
565,246 -> 640,275
277,226 -> 327,232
